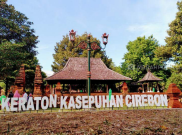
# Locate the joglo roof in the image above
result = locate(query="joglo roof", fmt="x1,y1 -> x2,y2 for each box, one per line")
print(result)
138,70 -> 163,82
45,57 -> 132,81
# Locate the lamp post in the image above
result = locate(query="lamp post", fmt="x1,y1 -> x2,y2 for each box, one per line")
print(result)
69,30 -> 109,96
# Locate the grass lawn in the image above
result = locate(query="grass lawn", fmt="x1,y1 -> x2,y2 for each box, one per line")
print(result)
0,105 -> 168,114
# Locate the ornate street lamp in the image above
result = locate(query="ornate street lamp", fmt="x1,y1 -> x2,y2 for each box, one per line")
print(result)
69,30 -> 109,96
102,33 -> 109,45
69,29 -> 76,43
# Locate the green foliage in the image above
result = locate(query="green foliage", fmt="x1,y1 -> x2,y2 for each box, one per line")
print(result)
155,1 -> 182,63
112,65 -> 123,75
155,1 -> 182,90
165,72 -> 182,90
52,33 -> 112,72
0,54 -> 47,92
0,82 -> 6,90
0,0 -> 43,92
117,36 -> 170,82
165,63 -> 182,90
124,36 -> 159,66
0,41 -> 29,79
0,0 -> 38,79
0,0 -> 38,56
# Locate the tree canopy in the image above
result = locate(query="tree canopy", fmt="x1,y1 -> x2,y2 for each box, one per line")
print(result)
0,0 -> 46,92
116,36 -> 170,82
0,41 -> 29,79
2,56 -> 47,93
155,1 -> 182,90
155,1 -> 182,64
0,0 -> 39,79
52,33 -> 113,72
0,0 -> 38,57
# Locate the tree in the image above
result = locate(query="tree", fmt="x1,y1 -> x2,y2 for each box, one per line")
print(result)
155,1 -> 182,90
52,33 -> 113,72
156,1 -> 182,64
0,0 -> 38,78
118,36 -> 170,82
0,40 -> 31,94
0,41 -> 29,79
2,56 -> 47,93
0,0 -> 39,92
0,0 -> 38,57
165,68 -> 182,90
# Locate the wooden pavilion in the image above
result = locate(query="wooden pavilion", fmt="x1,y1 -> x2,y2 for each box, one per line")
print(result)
45,57 -> 132,95
138,70 -> 162,92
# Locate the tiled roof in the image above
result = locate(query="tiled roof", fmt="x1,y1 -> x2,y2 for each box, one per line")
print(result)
138,70 -> 162,82
45,57 -> 132,81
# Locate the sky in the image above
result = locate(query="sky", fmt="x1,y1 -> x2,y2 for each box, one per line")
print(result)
7,0 -> 179,76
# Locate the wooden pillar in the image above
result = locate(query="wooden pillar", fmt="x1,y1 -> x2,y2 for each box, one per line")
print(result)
147,82 -> 149,92
50,85 -> 52,94
152,82 -> 154,92
54,84 -> 56,94
106,84 -> 108,93
157,82 -> 159,92
69,84 -> 72,94
142,84 -> 144,93
53,84 -> 55,94
149,82 -> 151,92
51,84 -> 54,95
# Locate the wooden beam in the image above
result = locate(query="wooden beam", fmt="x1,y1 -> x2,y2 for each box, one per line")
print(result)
142,84 -> 144,93
147,82 -> 149,92
157,82 -> 159,92
69,84 -> 71,94
106,84 -> 109,93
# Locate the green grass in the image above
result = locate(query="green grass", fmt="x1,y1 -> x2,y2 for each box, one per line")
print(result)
0,105 -> 168,115
96,105 -> 167,111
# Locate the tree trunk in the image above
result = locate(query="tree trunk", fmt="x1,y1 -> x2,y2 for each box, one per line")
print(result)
4,78 -> 9,96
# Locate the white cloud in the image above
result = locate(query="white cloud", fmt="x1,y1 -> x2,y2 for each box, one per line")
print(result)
43,70 -> 54,77
127,23 -> 167,44
36,45 -> 49,51
127,0 -> 178,45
